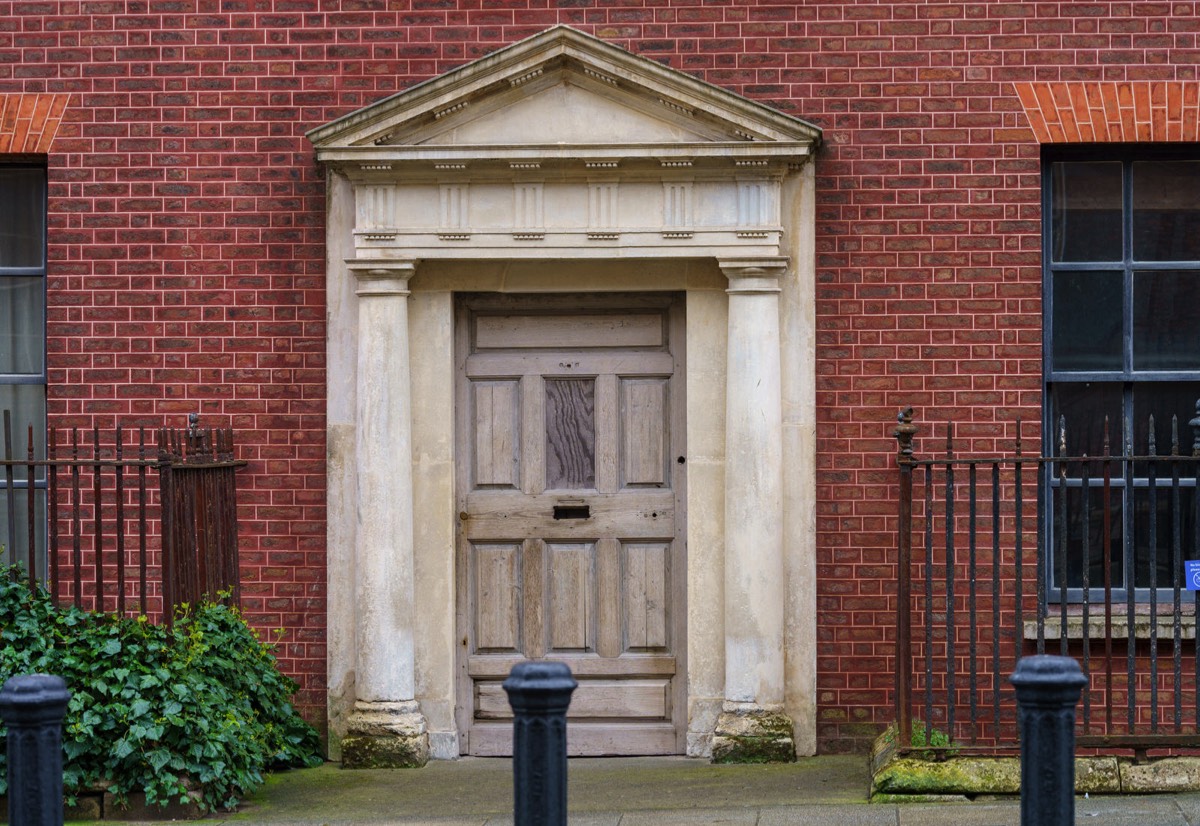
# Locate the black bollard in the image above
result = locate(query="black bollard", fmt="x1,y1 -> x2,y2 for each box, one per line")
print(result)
0,674 -> 72,826
503,661 -> 577,826
1010,655 -> 1086,826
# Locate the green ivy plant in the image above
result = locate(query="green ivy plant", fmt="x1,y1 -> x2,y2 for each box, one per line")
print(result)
0,566 -> 322,812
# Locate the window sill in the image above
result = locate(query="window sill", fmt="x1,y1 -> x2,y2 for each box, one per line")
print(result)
1023,612 -> 1197,641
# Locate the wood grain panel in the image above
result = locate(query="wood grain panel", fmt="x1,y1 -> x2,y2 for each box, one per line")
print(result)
475,313 -> 664,350
473,543 -> 521,652
595,537 -> 622,658
467,722 -> 679,757
467,654 -> 676,679
466,351 -> 675,377
624,542 -> 669,651
461,491 -> 674,540
621,379 -> 667,487
472,381 -> 519,489
522,539 -> 545,659
545,379 -> 595,490
548,542 -> 594,652
476,679 -> 669,719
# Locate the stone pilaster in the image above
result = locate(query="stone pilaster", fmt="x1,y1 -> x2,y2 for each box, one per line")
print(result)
342,259 -> 428,768
714,258 -> 795,763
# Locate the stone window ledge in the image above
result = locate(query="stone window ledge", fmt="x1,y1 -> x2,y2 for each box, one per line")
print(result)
1024,612 -> 1197,641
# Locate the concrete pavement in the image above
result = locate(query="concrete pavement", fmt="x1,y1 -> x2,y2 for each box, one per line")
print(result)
105,754 -> 1200,826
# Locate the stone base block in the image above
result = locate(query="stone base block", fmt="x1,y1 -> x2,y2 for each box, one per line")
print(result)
341,700 -> 429,769
710,703 -> 796,764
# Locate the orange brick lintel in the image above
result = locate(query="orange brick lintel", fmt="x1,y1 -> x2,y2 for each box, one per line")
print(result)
0,94 -> 71,155
1013,81 -> 1200,144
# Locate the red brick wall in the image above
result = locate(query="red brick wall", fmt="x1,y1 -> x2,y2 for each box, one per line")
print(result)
3,0 -> 1195,751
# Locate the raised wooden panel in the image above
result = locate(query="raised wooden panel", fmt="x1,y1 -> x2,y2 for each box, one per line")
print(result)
475,313 -> 664,350
472,380 -> 520,489
476,679 -> 669,719
545,379 -> 595,490
624,542 -> 669,651
468,722 -> 680,757
621,378 -> 667,487
548,542 -> 594,652
473,543 -> 522,652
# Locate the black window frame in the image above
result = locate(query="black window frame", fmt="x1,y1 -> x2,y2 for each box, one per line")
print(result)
1043,145 -> 1200,604
0,161 -> 49,575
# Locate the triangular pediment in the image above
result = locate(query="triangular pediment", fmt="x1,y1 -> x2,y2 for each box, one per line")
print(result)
307,26 -> 820,163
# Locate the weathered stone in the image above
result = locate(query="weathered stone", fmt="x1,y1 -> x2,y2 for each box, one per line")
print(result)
1120,756 -> 1200,792
871,756 -> 1021,797
711,707 -> 796,764
1075,757 -> 1121,793
341,699 -> 429,768
341,732 -> 430,769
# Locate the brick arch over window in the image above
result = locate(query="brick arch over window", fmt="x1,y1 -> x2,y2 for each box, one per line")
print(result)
0,95 -> 70,154
1014,82 -> 1200,144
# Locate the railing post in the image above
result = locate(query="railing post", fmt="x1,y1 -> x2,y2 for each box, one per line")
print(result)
0,674 -> 71,826
503,661 -> 577,826
893,407 -> 917,750
1010,655 -> 1086,826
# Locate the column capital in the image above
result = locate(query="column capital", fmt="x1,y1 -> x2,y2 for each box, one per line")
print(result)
719,257 -> 788,294
347,258 -> 418,297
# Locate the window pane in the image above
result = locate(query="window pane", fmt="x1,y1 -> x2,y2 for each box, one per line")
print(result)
1133,486 -> 1195,590
1055,484 -> 1123,590
1052,161 -> 1122,262
1051,270 -> 1122,371
1133,270 -> 1200,370
1132,381 -> 1200,456
545,379 -> 595,490
1049,382 -> 1122,457
0,385 -> 46,462
1133,161 -> 1200,261
0,168 -> 45,268
0,489 -> 46,579
0,276 -> 45,374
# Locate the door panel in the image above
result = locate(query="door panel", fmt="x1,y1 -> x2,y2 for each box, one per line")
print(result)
471,381 -> 520,489
473,542 -> 521,653
455,293 -> 686,756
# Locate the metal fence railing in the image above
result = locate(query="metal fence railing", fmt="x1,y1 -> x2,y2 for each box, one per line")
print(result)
894,403 -> 1200,756
1,411 -> 244,622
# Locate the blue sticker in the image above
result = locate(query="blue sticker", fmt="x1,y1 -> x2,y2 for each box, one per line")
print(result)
1186,560 -> 1200,591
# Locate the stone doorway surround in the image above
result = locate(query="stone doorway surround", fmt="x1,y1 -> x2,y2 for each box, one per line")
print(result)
307,25 -> 822,765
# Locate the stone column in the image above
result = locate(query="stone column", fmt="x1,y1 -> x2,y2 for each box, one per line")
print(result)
712,258 -> 795,763
341,259 -> 429,768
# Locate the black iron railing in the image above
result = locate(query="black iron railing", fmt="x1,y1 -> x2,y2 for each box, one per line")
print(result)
1,411 -> 244,621
894,403 -> 1200,755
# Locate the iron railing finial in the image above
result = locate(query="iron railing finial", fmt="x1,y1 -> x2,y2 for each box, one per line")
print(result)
894,407 -> 917,461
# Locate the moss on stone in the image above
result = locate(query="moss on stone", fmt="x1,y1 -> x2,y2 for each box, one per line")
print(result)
871,756 -> 1021,797
340,734 -> 428,769
710,734 -> 797,764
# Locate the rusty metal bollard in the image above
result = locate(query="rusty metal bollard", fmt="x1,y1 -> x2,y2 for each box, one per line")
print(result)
503,661 -> 577,826
1,674 -> 72,826
1010,655 -> 1087,826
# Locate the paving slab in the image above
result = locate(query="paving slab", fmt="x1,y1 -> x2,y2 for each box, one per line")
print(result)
50,755 -> 1200,826
758,803 -> 899,825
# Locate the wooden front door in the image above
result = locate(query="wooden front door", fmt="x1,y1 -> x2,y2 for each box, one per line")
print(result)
455,293 -> 686,756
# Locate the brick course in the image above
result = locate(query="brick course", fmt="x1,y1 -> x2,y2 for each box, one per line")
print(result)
3,0 -> 1198,752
